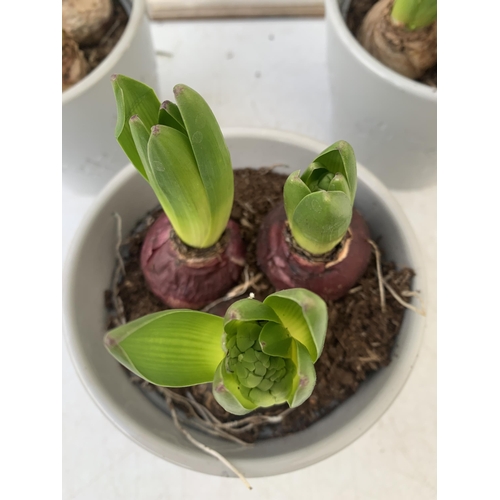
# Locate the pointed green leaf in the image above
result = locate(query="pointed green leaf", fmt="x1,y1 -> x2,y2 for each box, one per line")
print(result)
287,341 -> 317,408
328,173 -> 351,200
291,190 -> 352,255
258,322 -> 294,358
264,288 -> 328,362
303,165 -> 331,192
174,84 -> 234,243
147,125 -> 214,247
111,74 -> 161,179
212,360 -> 257,415
391,0 -> 437,30
104,310 -> 224,387
162,100 -> 185,127
313,140 -> 357,202
129,115 -> 151,171
129,116 -> 180,231
283,170 -> 311,224
224,299 -> 282,330
158,101 -> 186,134
300,162 -> 325,187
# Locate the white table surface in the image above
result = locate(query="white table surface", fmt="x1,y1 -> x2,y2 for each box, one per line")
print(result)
62,18 -> 436,500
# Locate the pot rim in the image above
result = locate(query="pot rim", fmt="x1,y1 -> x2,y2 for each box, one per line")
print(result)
325,0 -> 437,102
62,0 -> 145,105
63,127 -> 427,476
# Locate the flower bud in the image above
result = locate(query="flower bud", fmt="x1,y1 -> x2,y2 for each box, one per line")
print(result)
223,321 -> 296,407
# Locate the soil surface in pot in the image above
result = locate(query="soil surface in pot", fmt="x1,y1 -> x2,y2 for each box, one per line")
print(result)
346,0 -> 437,87
62,0 -> 128,91
105,168 -> 415,443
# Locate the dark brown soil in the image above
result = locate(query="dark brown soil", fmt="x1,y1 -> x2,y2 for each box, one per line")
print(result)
346,0 -> 437,87
62,0 -> 128,90
105,168 -> 414,442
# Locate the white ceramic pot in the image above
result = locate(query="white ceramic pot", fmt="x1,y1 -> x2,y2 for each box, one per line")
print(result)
325,0 -> 437,189
63,129 -> 426,477
62,0 -> 158,195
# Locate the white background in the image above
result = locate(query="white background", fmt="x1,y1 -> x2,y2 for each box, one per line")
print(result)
62,18 -> 436,499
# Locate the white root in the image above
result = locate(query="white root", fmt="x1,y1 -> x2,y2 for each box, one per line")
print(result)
368,239 -> 386,313
165,393 -> 252,490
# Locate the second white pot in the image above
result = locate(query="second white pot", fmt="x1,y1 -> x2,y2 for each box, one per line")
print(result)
325,0 -> 437,189
62,0 -> 158,195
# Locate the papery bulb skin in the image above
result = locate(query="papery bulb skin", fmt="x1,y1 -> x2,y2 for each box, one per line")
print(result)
257,204 -> 371,301
141,213 -> 245,309
357,0 -> 437,80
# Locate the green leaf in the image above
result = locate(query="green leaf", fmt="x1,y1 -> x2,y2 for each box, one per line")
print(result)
300,162 -> 324,187
129,115 -> 151,171
317,172 -> 335,191
147,125 -> 214,247
111,75 -> 161,180
162,100 -> 185,126
391,0 -> 437,30
264,289 -> 327,362
174,84 -> 234,244
283,170 -> 311,224
287,341 -> 317,408
258,322 -> 294,358
312,140 -> 357,202
104,310 -> 225,387
328,173 -> 351,199
158,101 -> 186,134
224,299 -> 282,330
212,360 -> 257,415
303,165 -> 331,192
129,116 -> 180,231
291,190 -> 352,255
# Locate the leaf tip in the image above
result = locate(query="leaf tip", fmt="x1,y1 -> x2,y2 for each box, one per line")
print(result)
104,334 -> 118,349
110,73 -> 118,82
228,310 -> 240,321
173,84 -> 186,97
214,381 -> 227,393
151,124 -> 161,136
129,114 -> 139,123
299,374 -> 310,388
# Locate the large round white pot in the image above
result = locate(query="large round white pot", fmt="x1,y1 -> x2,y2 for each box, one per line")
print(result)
63,129 -> 426,477
325,0 -> 437,189
62,0 -> 158,195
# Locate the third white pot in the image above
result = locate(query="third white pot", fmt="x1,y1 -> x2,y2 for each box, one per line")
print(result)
325,0 -> 437,189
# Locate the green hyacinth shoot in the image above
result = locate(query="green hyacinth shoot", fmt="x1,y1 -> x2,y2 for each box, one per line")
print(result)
283,140 -> 357,256
391,0 -> 437,30
111,75 -> 233,248
104,288 -> 328,415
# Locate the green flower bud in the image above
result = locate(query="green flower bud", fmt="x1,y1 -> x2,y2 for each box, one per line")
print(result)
223,320 -> 297,407
283,140 -> 358,255
104,289 -> 328,417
